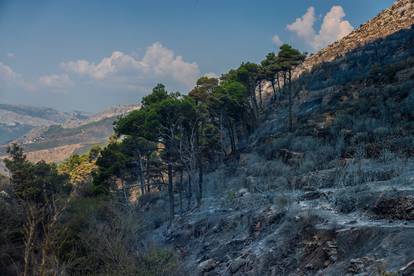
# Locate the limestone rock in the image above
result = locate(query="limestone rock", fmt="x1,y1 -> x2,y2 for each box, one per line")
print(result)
198,258 -> 217,273
229,257 -> 247,273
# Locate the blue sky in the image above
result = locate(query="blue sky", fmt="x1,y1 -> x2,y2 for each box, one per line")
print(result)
0,0 -> 395,112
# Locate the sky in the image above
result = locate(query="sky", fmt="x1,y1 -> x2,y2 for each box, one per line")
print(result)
0,0 -> 395,112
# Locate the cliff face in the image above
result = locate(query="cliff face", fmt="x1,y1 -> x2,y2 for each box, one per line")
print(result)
296,0 -> 414,77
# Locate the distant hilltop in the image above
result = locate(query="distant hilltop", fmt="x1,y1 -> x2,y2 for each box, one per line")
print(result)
296,0 -> 414,77
0,103 -> 140,167
63,104 -> 141,128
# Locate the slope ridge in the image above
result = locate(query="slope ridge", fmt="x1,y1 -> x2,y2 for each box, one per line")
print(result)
296,0 -> 414,77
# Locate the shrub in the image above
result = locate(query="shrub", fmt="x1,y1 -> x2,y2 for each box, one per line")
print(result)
139,192 -> 161,207
261,134 -> 294,158
0,198 -> 24,275
290,136 -> 320,153
297,157 -> 317,174
401,90 -> 414,117
54,197 -> 183,275
137,248 -> 183,276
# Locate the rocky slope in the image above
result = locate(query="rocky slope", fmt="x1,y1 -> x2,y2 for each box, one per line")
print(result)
142,1 -> 414,275
295,0 -> 414,77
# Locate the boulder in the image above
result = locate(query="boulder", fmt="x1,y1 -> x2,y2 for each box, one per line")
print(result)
236,188 -> 249,197
372,196 -> 414,220
198,258 -> 217,273
399,259 -> 414,276
278,149 -> 304,166
229,257 -> 247,273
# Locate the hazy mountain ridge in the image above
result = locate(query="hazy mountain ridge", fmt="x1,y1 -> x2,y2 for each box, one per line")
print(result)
0,103 -> 76,124
0,103 -> 140,167
0,104 -> 85,145
63,104 -> 140,128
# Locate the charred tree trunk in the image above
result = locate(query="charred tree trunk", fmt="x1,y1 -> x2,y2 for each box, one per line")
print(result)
224,117 -> 237,155
288,69 -> 293,132
145,155 -> 151,193
276,72 -> 281,101
179,169 -> 183,213
196,125 -> 203,207
250,80 -> 259,124
138,151 -> 145,196
258,81 -> 263,109
187,172 -> 192,209
23,206 -> 37,276
197,163 -> 203,207
166,147 -> 174,224
219,112 -> 226,158
271,80 -> 277,101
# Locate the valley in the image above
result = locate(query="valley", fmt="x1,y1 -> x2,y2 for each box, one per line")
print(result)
1,1 -> 413,275
0,104 -> 139,170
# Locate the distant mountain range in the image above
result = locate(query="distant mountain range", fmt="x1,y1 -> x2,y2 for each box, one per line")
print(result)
0,103 -> 140,174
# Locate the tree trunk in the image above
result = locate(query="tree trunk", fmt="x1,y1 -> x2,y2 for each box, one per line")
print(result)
288,69 -> 293,132
227,123 -> 236,154
145,155 -> 151,193
179,169 -> 183,213
197,162 -> 203,207
187,172 -> 192,209
121,179 -> 129,204
258,81 -> 263,109
271,80 -> 277,101
219,112 -> 226,158
167,148 -> 174,224
250,80 -> 259,122
39,223 -> 50,276
138,151 -> 145,196
276,72 -> 281,101
23,206 -> 36,276
196,122 -> 203,207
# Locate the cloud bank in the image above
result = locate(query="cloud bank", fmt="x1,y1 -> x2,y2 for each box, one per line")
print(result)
287,6 -> 353,51
0,62 -> 18,81
61,42 -> 200,89
39,74 -> 73,89
1,42 -> 201,100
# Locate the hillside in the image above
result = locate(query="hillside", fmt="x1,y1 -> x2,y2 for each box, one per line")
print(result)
0,104 -> 82,144
1,1 -> 414,275
0,104 -> 140,165
295,0 -> 414,77
138,1 -> 414,275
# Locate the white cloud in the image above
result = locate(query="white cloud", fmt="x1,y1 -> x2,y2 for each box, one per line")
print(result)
287,6 -> 353,51
7,53 -> 15,59
272,35 -> 284,47
0,62 -> 18,81
61,42 -> 200,89
313,6 -> 353,50
61,59 -> 94,77
0,62 -> 37,91
287,7 -> 316,43
39,74 -> 73,89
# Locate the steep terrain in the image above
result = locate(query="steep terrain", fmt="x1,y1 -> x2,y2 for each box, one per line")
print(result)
295,0 -> 414,77
142,1 -> 414,275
